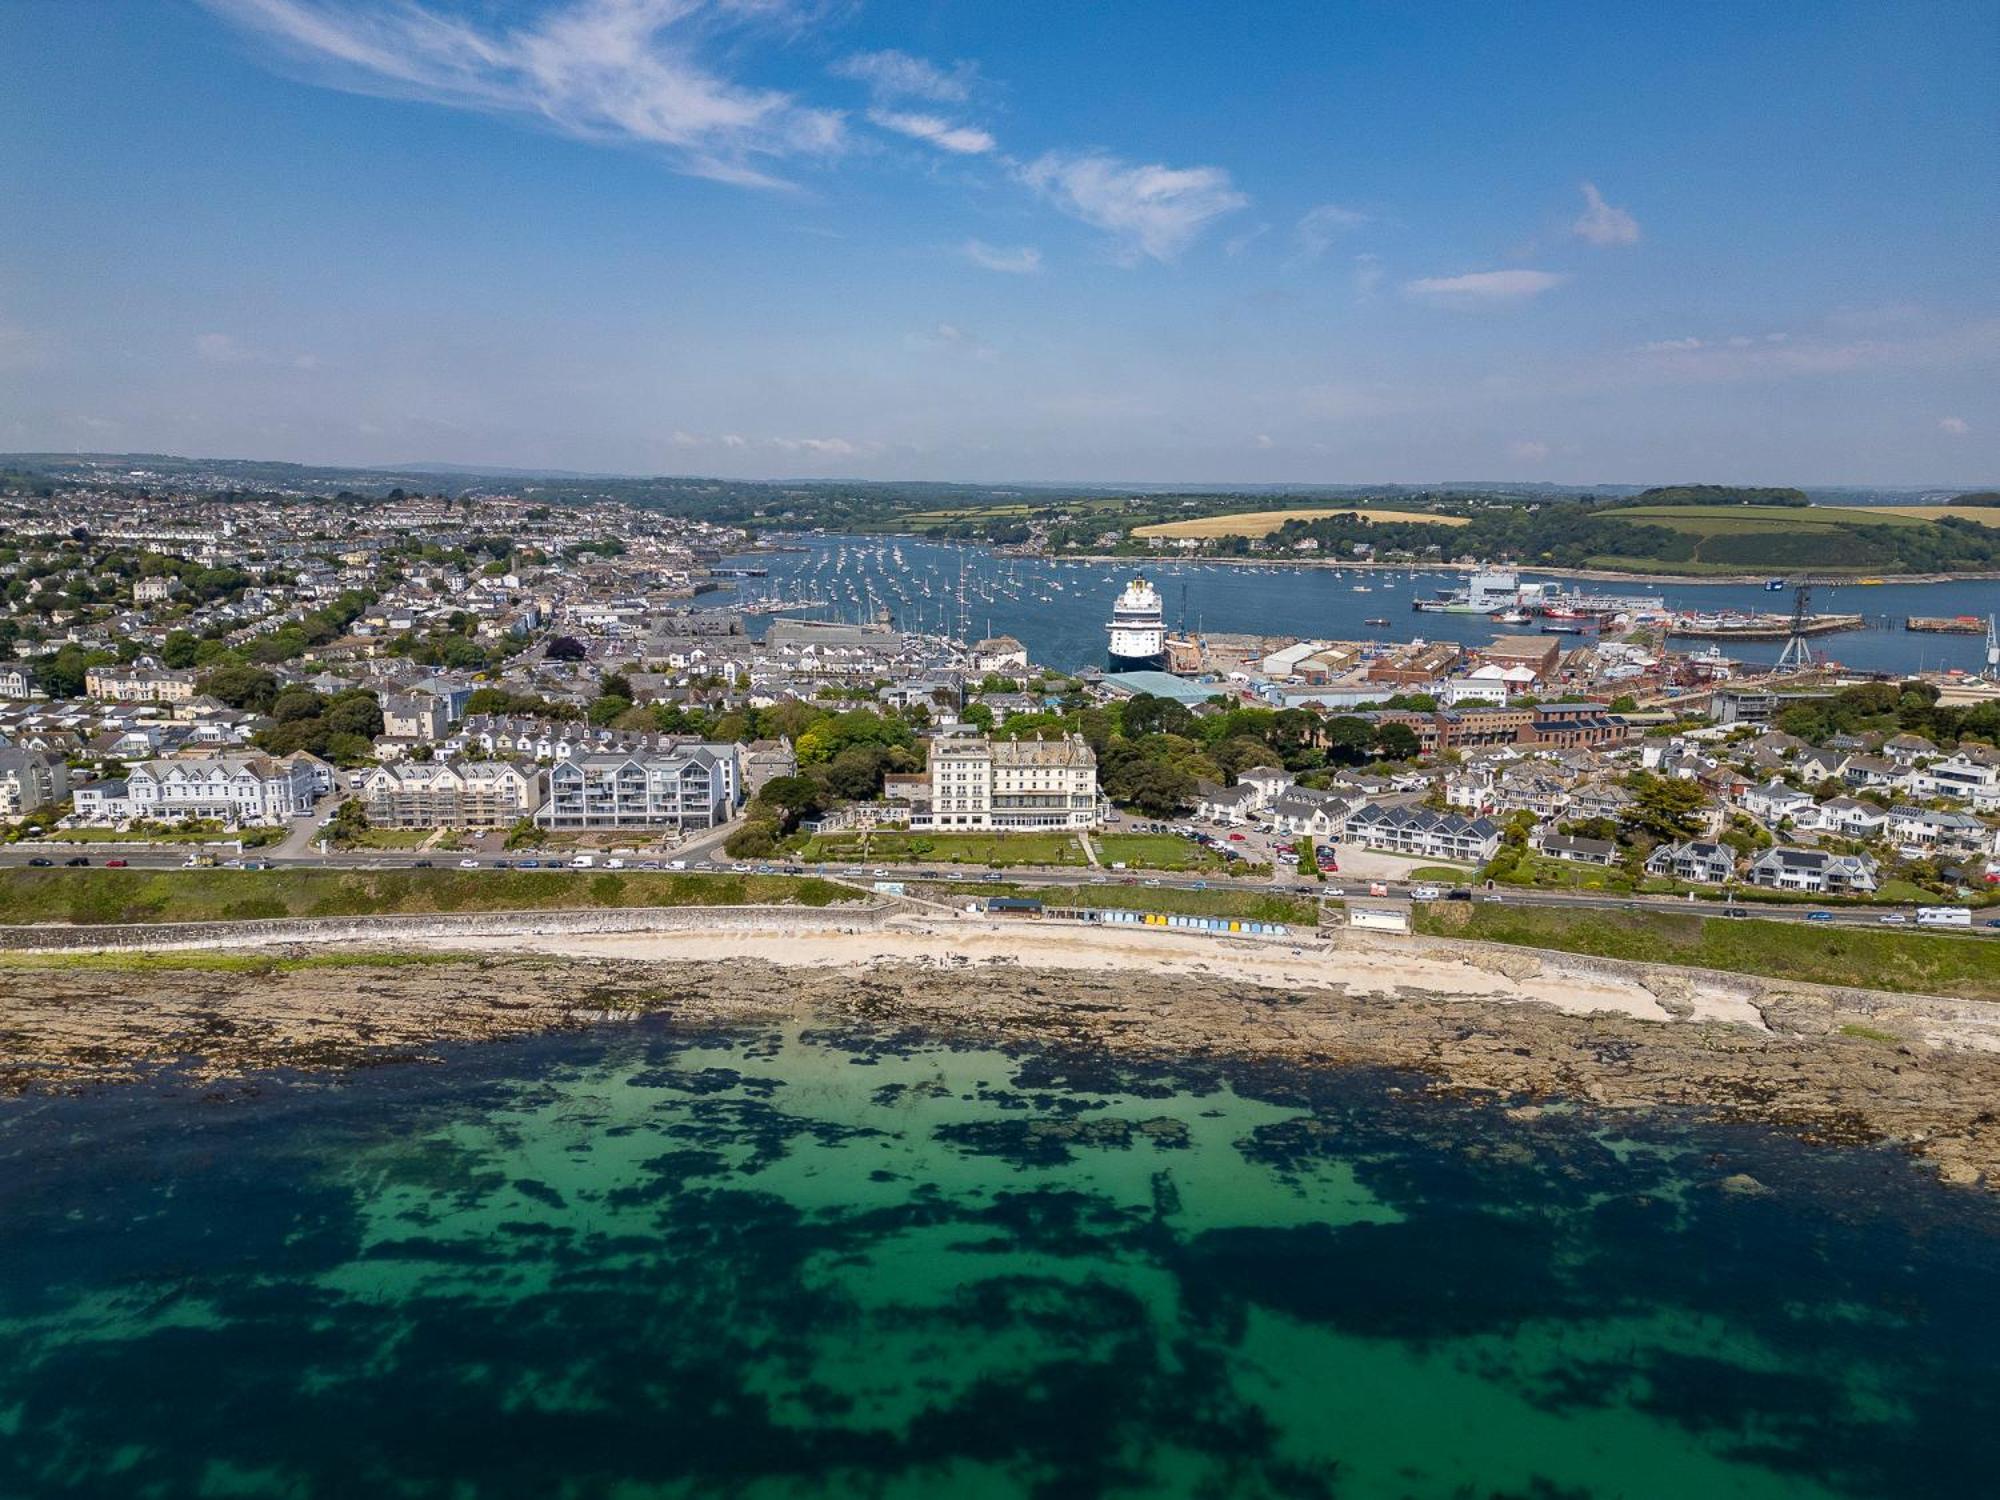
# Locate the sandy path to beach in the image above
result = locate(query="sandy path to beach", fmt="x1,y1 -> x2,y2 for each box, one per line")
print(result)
419,917 -> 1768,1029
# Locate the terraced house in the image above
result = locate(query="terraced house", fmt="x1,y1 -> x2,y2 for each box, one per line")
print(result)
535,745 -> 739,832
1338,803 -> 1501,863
355,759 -> 544,830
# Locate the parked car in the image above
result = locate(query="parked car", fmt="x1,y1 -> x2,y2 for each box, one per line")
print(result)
517,859 -> 541,869
1228,832 -> 1247,842
1723,907 -> 1750,918
241,861 -> 271,871
459,858 -> 480,869
413,859 -> 434,868
1879,913 -> 1908,925
26,857 -> 51,867
104,858 -> 128,868
64,856 -> 89,867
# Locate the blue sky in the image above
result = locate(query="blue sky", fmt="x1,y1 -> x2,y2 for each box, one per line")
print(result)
1,0 -> 1994,485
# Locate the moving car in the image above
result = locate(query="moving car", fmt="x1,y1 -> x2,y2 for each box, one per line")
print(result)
26,857 -> 51,866
1723,907 -> 1750,918
105,858 -> 128,868
1806,911 -> 1833,923
64,856 -> 89,867
1879,913 -> 1908,925
459,858 -> 480,869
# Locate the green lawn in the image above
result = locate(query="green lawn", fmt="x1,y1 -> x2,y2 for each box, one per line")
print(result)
39,826 -> 284,847
341,828 -> 435,850
932,880 -> 1320,926
1414,902 -> 2000,1000
1409,863 -> 1481,882
0,868 -> 857,926
1092,833 -> 1227,871
798,831 -> 1088,867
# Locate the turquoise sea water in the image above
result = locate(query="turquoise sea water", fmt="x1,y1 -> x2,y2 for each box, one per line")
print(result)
2,1017 -> 1996,1499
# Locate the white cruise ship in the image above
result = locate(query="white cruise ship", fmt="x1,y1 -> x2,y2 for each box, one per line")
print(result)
1106,575 -> 1167,670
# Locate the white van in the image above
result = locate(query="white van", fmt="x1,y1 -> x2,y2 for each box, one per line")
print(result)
569,854 -> 596,869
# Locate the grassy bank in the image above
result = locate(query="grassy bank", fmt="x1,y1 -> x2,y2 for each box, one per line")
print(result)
797,830 -> 1089,867
0,868 -> 854,926
925,880 -> 1321,926
1414,902 -> 2000,1001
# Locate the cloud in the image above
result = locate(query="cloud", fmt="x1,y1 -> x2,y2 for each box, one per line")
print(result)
1252,433 -> 1274,449
908,321 -> 995,359
768,435 -> 864,456
204,0 -> 846,188
1508,439 -> 1551,463
719,433 -> 747,448
1403,269 -> 1565,304
1019,151 -> 1248,261
1289,203 -> 1371,265
195,332 -> 254,362
961,239 -> 1042,274
1351,252 -> 1384,300
1572,181 -> 1639,246
1638,337 -> 1704,353
1940,416 -> 1971,435
831,48 -> 974,103
866,107 -> 994,155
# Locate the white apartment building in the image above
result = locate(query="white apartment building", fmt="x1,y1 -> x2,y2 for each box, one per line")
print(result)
0,748 -> 68,816
912,733 -> 1102,831
125,755 -> 318,825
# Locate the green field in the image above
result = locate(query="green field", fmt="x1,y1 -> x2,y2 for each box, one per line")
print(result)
1594,503 -> 1944,574
0,868 -> 854,926
929,880 -> 1321,926
797,831 -> 1089,867
1414,902 -> 2000,1000
1092,833 -> 1228,871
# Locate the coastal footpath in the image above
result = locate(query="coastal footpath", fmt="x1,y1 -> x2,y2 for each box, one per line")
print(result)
4,909 -> 1998,1189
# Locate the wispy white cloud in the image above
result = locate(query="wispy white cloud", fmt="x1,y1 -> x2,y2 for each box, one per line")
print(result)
203,0 -> 846,188
1403,269 -> 1565,304
1940,416 -> 1971,435
1508,439 -> 1551,463
1019,151 -> 1247,261
1289,203 -> 1371,265
866,107 -> 994,155
907,321 -> 995,359
961,239 -> 1042,274
830,48 -> 974,104
1572,181 -> 1639,246
1637,336 -> 1704,353
1613,318 -> 2000,387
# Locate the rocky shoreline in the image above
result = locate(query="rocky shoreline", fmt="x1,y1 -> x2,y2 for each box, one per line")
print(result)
4,947 -> 1996,1190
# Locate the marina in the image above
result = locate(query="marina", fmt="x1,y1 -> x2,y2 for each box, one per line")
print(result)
708,535 -> 2000,678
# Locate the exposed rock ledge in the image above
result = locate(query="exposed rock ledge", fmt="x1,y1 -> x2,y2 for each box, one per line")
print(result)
2,941 -> 1997,1190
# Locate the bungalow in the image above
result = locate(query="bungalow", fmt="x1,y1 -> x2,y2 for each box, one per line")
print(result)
1536,832 -> 1619,867
1745,846 -> 1879,895
1644,840 -> 1737,885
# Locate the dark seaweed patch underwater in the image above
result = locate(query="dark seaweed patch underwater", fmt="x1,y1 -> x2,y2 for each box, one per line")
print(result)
1,1016 -> 1996,1500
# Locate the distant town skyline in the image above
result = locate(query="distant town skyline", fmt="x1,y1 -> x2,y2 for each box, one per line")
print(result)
2,0 -> 1994,485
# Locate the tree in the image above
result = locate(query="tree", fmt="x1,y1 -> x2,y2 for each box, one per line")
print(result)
588,694 -> 633,727
545,635 -> 587,662
201,666 -> 279,713
1624,771 -> 1709,843
160,630 -> 200,670
1374,722 -> 1421,762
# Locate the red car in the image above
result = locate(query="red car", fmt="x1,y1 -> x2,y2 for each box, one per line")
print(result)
1228,832 -> 1247,841
104,858 -> 129,868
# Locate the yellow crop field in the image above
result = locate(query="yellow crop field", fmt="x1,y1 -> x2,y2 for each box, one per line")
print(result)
1867,505 -> 2000,528
1133,507 -> 1468,539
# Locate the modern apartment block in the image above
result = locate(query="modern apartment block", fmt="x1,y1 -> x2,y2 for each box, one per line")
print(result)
911,733 -> 1102,831
535,745 -> 739,832
355,759 -> 544,829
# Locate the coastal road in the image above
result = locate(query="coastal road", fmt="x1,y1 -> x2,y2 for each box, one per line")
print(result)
0,843 -> 1989,936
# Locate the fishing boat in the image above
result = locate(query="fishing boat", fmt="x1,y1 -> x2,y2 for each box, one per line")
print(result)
1363,616 -> 1391,628
1764,578 -> 1787,590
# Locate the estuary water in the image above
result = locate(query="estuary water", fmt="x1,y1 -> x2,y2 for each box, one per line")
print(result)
714,535 -> 2000,677
3,1016 -> 1995,1499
